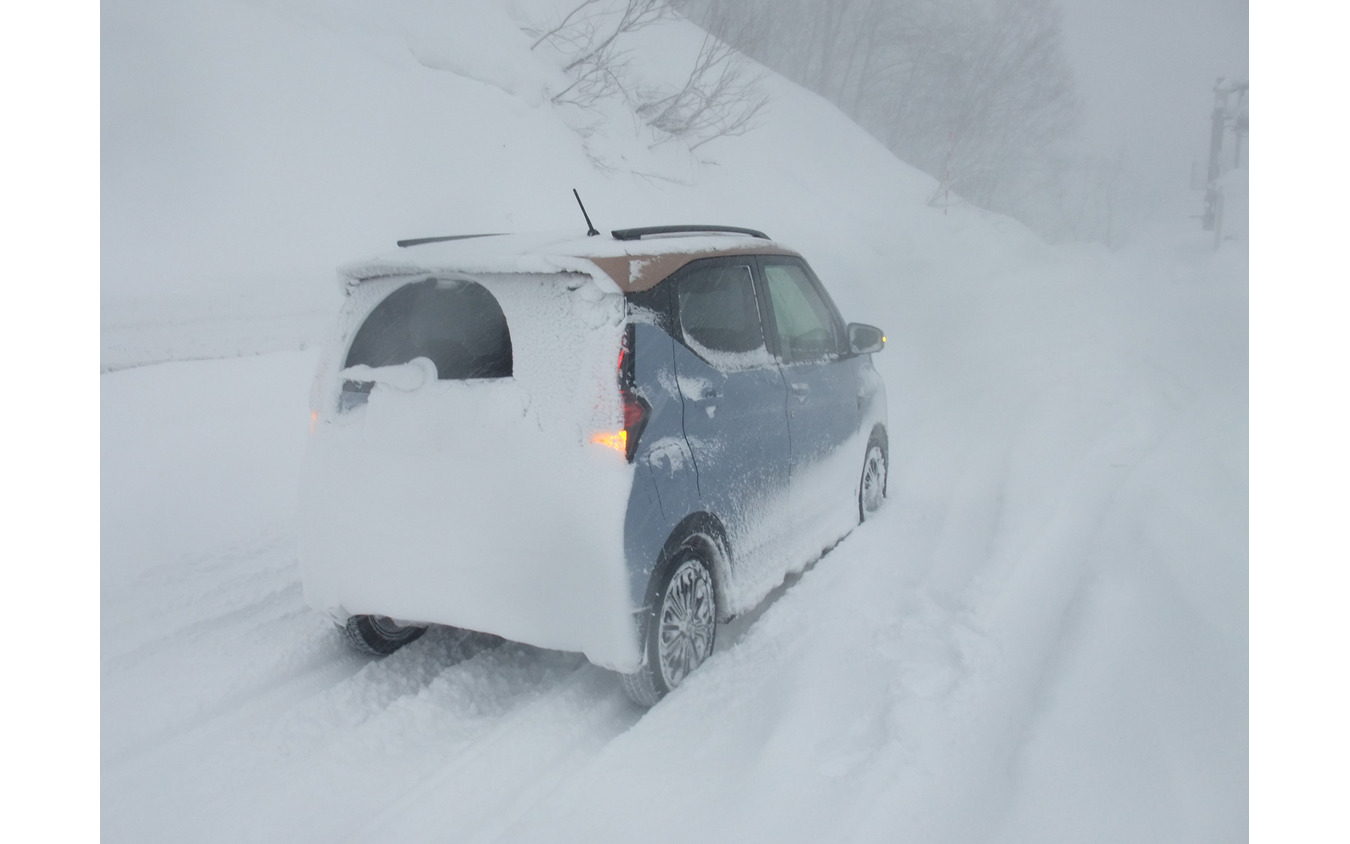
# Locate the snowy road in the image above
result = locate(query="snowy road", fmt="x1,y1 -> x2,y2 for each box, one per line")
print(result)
101,236 -> 1246,843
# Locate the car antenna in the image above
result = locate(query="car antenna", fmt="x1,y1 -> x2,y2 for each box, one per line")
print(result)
573,189 -> 600,237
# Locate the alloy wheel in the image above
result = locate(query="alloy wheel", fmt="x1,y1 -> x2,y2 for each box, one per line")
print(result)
657,558 -> 716,688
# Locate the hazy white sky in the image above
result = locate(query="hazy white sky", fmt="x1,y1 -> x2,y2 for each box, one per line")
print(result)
1058,0 -> 1249,185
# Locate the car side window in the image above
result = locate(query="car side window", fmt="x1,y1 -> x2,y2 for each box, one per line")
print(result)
676,262 -> 772,369
762,261 -> 843,362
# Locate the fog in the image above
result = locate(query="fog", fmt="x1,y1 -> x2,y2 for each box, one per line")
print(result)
1059,0 -> 1249,190
81,2 -> 1258,842
98,0 -> 1251,323
675,0 -> 1248,245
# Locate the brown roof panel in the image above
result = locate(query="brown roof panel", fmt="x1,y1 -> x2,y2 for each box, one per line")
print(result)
340,231 -> 800,294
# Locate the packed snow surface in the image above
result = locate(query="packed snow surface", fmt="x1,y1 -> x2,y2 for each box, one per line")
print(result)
102,1 -> 1246,841
102,234 -> 1246,842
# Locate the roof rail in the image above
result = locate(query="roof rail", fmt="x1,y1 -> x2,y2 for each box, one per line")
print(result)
397,233 -> 505,248
610,225 -> 770,241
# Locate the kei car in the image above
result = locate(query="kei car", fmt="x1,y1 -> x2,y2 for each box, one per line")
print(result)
298,224 -> 888,705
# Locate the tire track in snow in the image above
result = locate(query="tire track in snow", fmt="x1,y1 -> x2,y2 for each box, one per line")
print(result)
101,582 -> 306,672
103,624 -> 366,770
102,531 -> 302,659
339,660 -> 642,844
104,627 -> 601,842
361,547 -> 867,844
103,533 -> 337,763
838,371 -> 1195,842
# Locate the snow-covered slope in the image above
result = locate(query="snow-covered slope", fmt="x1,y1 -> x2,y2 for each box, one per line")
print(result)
102,0 -> 954,369
101,1 -> 1247,841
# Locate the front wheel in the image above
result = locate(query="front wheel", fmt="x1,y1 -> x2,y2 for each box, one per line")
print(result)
341,614 -> 426,656
621,548 -> 718,706
859,435 -> 888,521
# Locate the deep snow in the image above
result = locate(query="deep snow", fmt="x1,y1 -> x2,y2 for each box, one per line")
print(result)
100,1 -> 1247,841
100,233 -> 1246,843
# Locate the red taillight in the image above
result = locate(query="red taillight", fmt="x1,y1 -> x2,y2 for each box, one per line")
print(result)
592,327 -> 649,461
622,390 -> 646,429
621,388 -> 651,461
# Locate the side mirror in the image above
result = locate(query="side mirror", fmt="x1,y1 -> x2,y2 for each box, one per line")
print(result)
847,323 -> 886,355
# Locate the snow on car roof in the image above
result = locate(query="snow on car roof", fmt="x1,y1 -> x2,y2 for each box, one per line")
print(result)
339,230 -> 801,295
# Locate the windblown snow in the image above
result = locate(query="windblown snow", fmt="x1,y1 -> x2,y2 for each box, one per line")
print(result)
101,1 -> 1247,842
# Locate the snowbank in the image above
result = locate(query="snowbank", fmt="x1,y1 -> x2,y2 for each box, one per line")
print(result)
101,1 -> 1246,841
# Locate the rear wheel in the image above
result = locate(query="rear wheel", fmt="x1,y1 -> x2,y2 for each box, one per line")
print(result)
341,614 -> 427,656
859,434 -> 888,521
621,548 -> 718,706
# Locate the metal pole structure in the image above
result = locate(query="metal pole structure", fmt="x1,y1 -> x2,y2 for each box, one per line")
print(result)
944,131 -> 953,215
1203,78 -> 1228,232
1207,79 -> 1228,184
1234,84 -> 1249,169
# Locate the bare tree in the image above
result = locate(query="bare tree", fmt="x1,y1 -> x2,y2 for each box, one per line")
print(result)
636,36 -> 769,149
527,0 -> 768,151
528,0 -> 673,110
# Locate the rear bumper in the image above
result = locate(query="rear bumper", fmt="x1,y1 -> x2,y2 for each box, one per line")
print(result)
298,406 -> 642,672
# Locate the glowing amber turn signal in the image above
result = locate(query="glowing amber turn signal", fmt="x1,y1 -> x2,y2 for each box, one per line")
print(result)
591,429 -> 628,454
309,410 -> 319,434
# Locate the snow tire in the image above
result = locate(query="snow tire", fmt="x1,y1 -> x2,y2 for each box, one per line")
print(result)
859,430 -> 888,522
621,547 -> 718,707
341,614 -> 427,656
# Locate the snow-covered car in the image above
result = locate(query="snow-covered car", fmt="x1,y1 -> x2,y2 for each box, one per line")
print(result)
298,225 -> 888,705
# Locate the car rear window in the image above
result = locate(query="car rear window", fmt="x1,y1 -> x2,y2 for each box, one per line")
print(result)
345,278 -> 513,379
